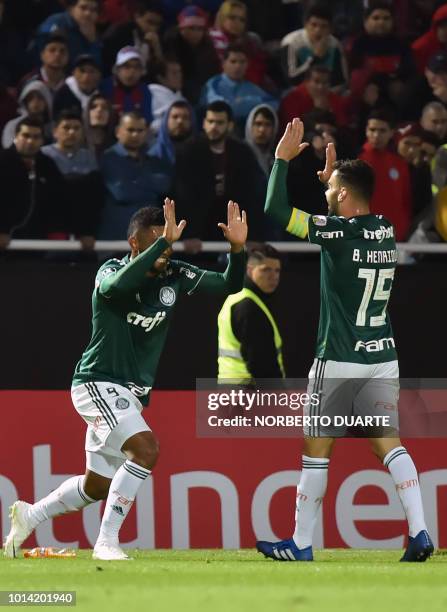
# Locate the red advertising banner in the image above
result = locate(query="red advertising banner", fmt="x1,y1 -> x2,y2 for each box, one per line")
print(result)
0,391 -> 446,550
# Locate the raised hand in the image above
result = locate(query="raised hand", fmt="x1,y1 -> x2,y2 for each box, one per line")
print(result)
317,142 -> 337,183
162,197 -> 187,244
218,201 -> 247,252
275,117 -> 309,161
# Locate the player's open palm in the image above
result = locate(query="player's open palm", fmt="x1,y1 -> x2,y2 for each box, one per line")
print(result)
218,201 -> 247,250
275,117 -> 309,161
163,198 -> 187,243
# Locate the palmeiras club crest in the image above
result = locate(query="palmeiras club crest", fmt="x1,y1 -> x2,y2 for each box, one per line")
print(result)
159,286 -> 176,306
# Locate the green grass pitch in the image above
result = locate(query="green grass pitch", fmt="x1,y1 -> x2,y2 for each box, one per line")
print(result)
1,549 -> 446,612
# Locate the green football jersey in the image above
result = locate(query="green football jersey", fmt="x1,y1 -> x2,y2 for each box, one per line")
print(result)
307,213 -> 398,364
73,237 -> 245,403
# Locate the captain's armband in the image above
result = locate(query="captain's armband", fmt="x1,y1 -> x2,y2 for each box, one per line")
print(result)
286,208 -> 310,239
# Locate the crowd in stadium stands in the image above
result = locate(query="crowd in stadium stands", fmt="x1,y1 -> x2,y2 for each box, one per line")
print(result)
1,0 -> 447,255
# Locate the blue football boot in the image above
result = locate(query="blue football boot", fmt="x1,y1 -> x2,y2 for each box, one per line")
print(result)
400,530 -> 434,562
256,538 -> 313,561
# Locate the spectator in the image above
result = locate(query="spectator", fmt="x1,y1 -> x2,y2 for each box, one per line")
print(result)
53,54 -> 101,117
42,109 -> 104,248
244,104 -> 278,177
102,0 -> 164,76
36,0 -> 102,68
150,100 -> 195,166
217,244 -> 285,384
162,0 -> 222,25
2,81 -> 53,149
148,59 -> 185,135
163,5 -> 221,104
200,44 -> 277,133
0,117 -> 65,249
349,1 -> 414,103
420,129 -> 440,166
101,46 -> 153,126
209,0 -> 268,86
398,51 -> 447,121
412,4 -> 447,74
359,109 -> 412,241
19,33 -> 69,98
420,100 -> 447,141
279,65 -> 348,132
175,100 -> 265,248
395,123 -> 433,228
98,111 -> 172,239
84,93 -> 115,159
280,1 -> 349,90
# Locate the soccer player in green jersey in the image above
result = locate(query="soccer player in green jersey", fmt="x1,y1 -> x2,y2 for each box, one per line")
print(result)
256,119 -> 434,563
4,199 -> 247,561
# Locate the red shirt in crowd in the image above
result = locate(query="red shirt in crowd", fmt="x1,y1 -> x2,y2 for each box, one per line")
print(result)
279,82 -> 348,132
359,143 -> 412,241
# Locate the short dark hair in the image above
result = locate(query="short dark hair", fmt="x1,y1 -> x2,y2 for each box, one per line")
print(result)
367,108 -> 396,129
332,159 -> 375,203
119,110 -> 147,125
303,108 -> 337,130
15,117 -> 44,135
127,206 -> 165,237
205,101 -> 233,121
54,108 -> 83,126
169,100 -> 191,113
253,107 -> 275,124
248,243 -> 281,264
304,1 -> 332,24
155,58 -> 181,78
134,0 -> 163,16
223,43 -> 248,61
67,0 -> 101,7
364,1 -> 394,19
42,32 -> 68,49
65,0 -> 102,9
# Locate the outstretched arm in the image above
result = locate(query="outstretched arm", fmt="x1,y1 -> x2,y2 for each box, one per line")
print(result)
264,118 -> 335,239
186,201 -> 247,295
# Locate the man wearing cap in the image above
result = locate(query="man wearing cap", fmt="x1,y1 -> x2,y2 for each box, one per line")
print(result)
101,47 -> 153,126
163,5 -> 221,104
53,54 -> 101,117
36,0 -> 102,68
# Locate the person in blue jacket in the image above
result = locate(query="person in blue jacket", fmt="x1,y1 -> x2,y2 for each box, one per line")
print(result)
35,0 -> 102,68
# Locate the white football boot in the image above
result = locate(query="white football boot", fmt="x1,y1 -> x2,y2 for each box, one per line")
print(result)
3,501 -> 34,558
92,541 -> 131,561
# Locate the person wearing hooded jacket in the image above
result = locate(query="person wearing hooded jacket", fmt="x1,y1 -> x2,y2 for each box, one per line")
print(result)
244,103 -> 278,178
150,99 -> 196,166
412,4 -> 447,74
2,80 -> 53,149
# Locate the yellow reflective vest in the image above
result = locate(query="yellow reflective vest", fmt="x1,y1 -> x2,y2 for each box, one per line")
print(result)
217,287 -> 285,384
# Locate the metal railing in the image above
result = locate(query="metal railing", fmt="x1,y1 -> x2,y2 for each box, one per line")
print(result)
6,240 -> 447,254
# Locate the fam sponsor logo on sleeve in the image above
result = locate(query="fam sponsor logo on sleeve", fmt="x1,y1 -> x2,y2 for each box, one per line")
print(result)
312,215 -> 327,226
315,230 -> 344,239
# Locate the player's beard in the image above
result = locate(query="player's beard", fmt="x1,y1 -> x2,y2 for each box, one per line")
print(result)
326,191 -> 340,216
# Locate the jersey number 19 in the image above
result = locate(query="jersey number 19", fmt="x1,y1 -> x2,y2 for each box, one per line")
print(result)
356,268 -> 395,327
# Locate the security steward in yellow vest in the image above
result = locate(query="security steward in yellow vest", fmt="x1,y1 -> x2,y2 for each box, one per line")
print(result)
218,244 -> 285,385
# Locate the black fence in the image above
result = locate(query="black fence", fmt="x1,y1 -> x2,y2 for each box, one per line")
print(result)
0,257 -> 445,390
